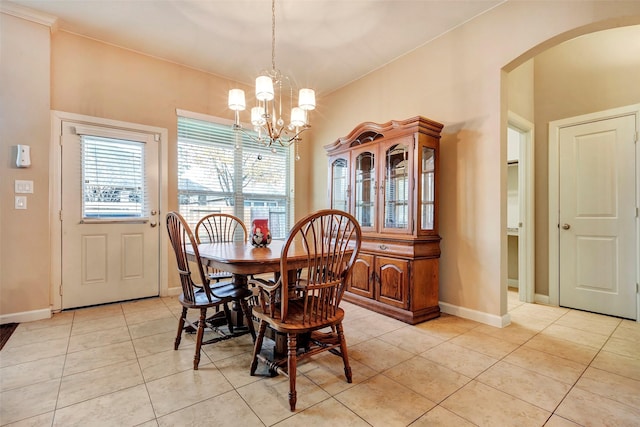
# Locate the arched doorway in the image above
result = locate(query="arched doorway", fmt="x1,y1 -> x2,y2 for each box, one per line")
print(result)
503,24 -> 640,320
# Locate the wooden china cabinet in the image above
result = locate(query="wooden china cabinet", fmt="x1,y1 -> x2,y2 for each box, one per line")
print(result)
325,116 -> 443,324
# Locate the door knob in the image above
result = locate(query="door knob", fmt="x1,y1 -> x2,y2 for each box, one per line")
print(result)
150,210 -> 158,215
150,222 -> 157,227
562,223 -> 571,230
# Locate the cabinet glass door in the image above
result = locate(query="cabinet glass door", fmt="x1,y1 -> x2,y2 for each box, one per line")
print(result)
330,158 -> 349,212
421,147 -> 435,230
354,151 -> 375,228
383,144 -> 410,230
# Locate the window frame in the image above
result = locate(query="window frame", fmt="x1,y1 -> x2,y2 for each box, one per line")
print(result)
81,135 -> 147,221
176,109 -> 294,238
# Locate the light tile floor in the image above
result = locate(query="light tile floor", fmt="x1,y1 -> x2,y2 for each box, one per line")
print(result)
1,291 -> 639,426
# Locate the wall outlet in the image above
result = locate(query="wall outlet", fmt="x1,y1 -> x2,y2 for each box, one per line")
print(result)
15,196 -> 27,209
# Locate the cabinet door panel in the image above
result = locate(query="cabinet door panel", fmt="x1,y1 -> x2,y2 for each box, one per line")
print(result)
329,156 -> 349,212
376,256 -> 409,308
381,139 -> 413,234
349,253 -> 374,298
416,132 -> 439,236
352,148 -> 376,232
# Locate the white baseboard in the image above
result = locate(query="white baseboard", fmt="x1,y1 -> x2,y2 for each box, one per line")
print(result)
534,293 -> 550,305
166,286 -> 181,297
439,301 -> 511,328
0,308 -> 51,324
507,279 -> 519,288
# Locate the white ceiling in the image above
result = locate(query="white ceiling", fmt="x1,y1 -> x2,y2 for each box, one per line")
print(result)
5,0 -> 503,95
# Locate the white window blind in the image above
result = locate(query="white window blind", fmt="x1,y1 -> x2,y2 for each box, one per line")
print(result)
82,135 -> 146,219
177,114 -> 290,238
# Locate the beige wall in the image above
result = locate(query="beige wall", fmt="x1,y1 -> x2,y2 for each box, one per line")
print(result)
533,25 -> 640,297
2,1 -> 640,322
309,1 -> 640,321
507,59 -> 534,123
49,30 -> 315,292
0,14 -> 51,317
0,18 -> 313,317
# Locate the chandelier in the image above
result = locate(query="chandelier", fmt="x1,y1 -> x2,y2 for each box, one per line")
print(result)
227,0 -> 315,159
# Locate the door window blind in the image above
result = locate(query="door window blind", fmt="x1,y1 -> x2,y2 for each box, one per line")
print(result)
82,135 -> 146,219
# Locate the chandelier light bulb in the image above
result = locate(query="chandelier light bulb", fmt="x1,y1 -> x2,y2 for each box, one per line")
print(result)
290,107 -> 306,127
255,76 -> 274,101
298,88 -> 316,111
228,89 -> 246,111
251,106 -> 266,126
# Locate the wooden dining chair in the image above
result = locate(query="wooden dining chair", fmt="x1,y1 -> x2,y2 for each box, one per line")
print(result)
195,212 -> 258,330
248,209 -> 362,411
195,213 -> 248,282
166,211 -> 255,370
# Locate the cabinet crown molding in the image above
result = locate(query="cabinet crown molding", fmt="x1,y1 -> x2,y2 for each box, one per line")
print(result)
324,116 -> 443,153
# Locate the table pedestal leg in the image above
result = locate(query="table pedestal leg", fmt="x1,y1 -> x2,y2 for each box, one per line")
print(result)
229,273 -> 249,329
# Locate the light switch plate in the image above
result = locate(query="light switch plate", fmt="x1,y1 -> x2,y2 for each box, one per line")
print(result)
15,180 -> 34,194
15,196 -> 27,209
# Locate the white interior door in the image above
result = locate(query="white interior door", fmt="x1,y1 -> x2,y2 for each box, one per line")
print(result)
558,114 -> 637,319
60,120 -> 161,309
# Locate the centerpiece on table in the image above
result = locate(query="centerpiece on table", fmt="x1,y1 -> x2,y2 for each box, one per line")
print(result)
251,219 -> 272,247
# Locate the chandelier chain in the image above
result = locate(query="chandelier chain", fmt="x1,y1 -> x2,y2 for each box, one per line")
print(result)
271,0 -> 276,72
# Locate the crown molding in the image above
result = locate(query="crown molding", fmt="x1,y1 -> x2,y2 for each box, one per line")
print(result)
1,1 -> 58,28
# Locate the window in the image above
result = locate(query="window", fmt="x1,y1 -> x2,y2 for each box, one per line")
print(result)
82,135 -> 146,219
177,112 -> 291,239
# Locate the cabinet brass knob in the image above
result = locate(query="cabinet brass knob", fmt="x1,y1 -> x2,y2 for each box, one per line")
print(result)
562,223 -> 570,230
379,244 -> 387,250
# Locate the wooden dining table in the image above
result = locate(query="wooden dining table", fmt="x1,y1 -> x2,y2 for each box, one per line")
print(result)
187,239 -> 309,286
185,239 -> 307,353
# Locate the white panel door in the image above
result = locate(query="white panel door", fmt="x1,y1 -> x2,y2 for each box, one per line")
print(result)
61,121 -> 160,309
559,114 -> 636,319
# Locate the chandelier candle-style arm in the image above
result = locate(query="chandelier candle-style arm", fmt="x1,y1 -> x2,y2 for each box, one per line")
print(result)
227,0 -> 316,157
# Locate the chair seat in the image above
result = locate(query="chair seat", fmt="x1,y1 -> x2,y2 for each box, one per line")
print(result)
209,281 -> 254,300
252,301 -> 344,334
178,291 -> 226,309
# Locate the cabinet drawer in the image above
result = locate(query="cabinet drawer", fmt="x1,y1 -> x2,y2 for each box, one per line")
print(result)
362,241 -> 413,257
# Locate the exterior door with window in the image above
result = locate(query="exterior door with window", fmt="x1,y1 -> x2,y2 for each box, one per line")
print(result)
60,121 -> 160,309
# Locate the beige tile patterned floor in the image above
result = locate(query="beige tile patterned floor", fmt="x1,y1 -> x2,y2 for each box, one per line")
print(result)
1,291 -> 639,426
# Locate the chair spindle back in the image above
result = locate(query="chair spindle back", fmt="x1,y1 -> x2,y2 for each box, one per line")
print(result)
166,211 -> 212,303
280,209 -> 362,323
195,213 -> 247,244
